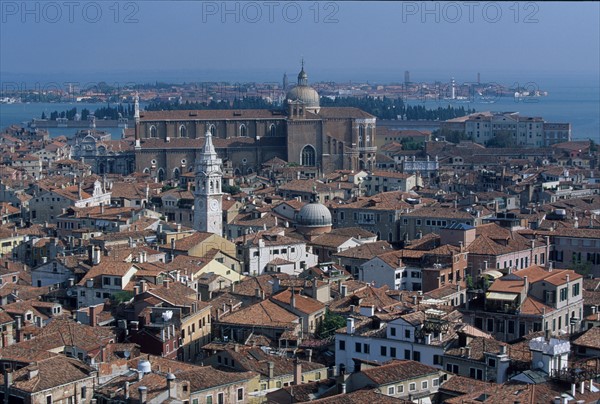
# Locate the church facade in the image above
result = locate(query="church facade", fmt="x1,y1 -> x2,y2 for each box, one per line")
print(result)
134,66 -> 377,180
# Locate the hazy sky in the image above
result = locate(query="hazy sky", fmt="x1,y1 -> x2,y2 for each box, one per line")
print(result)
1,1 -> 599,83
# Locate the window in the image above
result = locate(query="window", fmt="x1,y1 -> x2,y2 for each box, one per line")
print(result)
488,358 -> 496,367
433,355 -> 440,365
508,320 -> 515,334
470,368 -> 483,380
409,382 -> 416,392
218,393 -> 224,404
433,378 -> 439,387
398,384 -> 404,393
573,283 -> 580,297
390,347 -> 397,358
404,350 -> 411,359
301,145 -> 316,166
422,380 -> 428,389
405,329 -> 411,339
339,340 -> 346,350
364,344 -> 370,354
388,386 -> 395,395
237,388 -> 243,401
206,395 -> 213,404
355,342 -> 362,353
103,277 -> 110,285
560,287 -> 568,302
380,346 -> 387,356
413,351 -> 420,361
390,327 -> 396,336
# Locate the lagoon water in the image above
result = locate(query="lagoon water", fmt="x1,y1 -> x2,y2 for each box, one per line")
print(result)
1,74 -> 598,140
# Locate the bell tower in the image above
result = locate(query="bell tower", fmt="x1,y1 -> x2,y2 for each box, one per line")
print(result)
193,128 -> 223,236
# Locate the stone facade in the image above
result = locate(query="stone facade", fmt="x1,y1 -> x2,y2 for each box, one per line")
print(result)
134,67 -> 376,181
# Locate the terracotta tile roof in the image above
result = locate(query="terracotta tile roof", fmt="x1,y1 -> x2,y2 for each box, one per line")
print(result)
224,345 -> 326,378
572,326 -> 600,350
438,375 -> 489,394
170,232 -> 217,251
145,283 -> 205,308
333,241 -> 394,259
77,262 -> 138,286
177,366 -> 257,392
218,299 -> 299,328
403,205 -> 476,219
445,380 -> 600,404
445,337 -> 507,361
271,289 -> 325,315
310,389 -> 411,403
519,296 -> 555,315
360,360 -> 440,385
487,279 -> 524,294
0,355 -> 94,393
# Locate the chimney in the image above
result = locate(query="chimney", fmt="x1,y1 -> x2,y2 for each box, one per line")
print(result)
89,304 -> 98,327
548,261 -> 553,272
92,246 -> 101,265
124,382 -> 130,399
166,373 -> 176,398
340,284 -> 347,297
571,383 -> 576,398
306,349 -> 313,362
293,358 -> 302,385
268,361 -> 275,379
290,290 -> 296,308
163,279 -> 170,289
346,317 -> 355,334
4,370 -> 13,389
15,315 -> 22,330
138,386 -> 148,404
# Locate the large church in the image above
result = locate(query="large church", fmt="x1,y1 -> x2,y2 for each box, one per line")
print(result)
134,65 -> 377,180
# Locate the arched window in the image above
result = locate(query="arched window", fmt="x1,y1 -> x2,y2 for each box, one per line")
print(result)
359,125 -> 365,147
209,124 -> 217,136
173,168 -> 180,180
178,125 -> 187,138
157,168 -> 165,182
149,125 -> 158,138
301,145 -> 316,166
239,124 -> 247,137
143,168 -> 150,174
269,124 -> 276,137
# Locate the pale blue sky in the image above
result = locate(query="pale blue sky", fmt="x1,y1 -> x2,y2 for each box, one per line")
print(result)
1,1 -> 599,83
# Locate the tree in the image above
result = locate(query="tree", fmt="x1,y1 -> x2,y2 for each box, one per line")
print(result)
222,184 -> 241,195
485,131 -> 516,148
315,310 -> 346,339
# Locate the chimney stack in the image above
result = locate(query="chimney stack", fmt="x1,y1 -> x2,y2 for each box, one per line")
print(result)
293,358 -> 302,385
268,362 -> 274,379
346,317 -> 355,334
138,386 -> 147,403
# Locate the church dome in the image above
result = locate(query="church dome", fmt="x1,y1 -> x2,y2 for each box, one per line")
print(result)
297,202 -> 332,227
286,86 -> 320,109
286,62 -> 320,109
